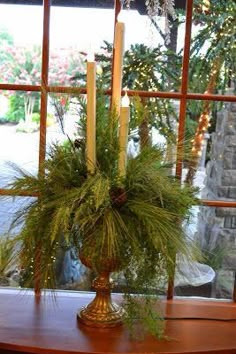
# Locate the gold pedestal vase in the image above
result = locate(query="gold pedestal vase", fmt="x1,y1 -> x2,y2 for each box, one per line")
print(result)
77,252 -> 125,327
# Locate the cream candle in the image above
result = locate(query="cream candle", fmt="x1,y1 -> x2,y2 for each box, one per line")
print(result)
111,18 -> 125,116
86,52 -> 96,174
118,91 -> 130,178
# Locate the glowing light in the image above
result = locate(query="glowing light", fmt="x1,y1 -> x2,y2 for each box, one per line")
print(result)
121,91 -> 130,107
87,52 -> 95,62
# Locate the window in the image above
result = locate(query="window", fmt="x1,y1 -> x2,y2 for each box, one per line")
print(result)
0,0 -> 235,301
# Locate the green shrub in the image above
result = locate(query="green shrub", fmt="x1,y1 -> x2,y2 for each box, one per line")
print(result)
31,112 -> 40,124
5,93 -> 40,124
6,94 -> 25,123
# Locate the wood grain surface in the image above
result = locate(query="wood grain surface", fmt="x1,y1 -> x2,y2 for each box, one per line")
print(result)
0,290 -> 235,354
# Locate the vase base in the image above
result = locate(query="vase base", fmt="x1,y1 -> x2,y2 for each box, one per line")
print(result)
77,304 -> 125,328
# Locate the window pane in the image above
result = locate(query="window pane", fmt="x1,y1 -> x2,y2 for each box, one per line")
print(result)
0,90 -> 40,187
175,204 -> 235,300
0,4 -> 43,85
122,8 -> 184,93
0,195 -> 35,236
49,5 -> 115,86
0,195 -> 36,289
184,99 -> 236,201
46,93 -> 79,147
188,0 -> 235,93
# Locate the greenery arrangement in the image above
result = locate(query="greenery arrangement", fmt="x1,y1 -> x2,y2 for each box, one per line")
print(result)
7,91 -> 199,338
0,235 -> 16,282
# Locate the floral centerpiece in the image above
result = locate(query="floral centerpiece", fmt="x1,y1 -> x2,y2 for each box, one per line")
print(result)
9,96 -> 198,336
7,9 -> 199,338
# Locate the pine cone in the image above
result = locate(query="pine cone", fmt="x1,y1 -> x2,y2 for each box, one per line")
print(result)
110,187 -> 127,208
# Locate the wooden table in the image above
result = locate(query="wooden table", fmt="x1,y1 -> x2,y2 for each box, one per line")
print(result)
0,289 -> 235,354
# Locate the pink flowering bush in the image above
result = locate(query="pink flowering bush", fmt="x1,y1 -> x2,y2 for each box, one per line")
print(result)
0,44 -> 85,126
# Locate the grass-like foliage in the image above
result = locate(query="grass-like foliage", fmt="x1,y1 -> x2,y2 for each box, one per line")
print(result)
8,93 -> 199,338
0,235 -> 16,277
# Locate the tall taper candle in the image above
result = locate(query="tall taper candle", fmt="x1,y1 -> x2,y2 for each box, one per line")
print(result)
118,92 -> 130,178
86,52 -> 96,174
111,19 -> 125,115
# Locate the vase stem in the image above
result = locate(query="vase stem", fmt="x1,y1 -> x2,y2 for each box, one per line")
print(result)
77,271 -> 124,327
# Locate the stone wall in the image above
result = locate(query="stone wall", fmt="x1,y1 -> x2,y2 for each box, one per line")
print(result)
196,100 -> 236,299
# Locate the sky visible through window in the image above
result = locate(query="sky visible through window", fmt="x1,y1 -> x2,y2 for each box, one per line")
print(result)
0,4 -> 187,52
